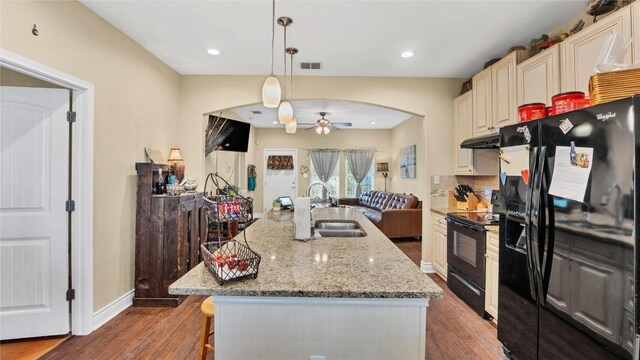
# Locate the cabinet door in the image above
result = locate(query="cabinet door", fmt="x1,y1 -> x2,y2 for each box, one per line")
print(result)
484,232 -> 499,321
432,224 -> 447,280
472,67 -> 493,137
492,53 -> 518,129
560,6 -> 632,94
633,2 -> 640,63
454,92 -> 473,175
516,45 -> 560,107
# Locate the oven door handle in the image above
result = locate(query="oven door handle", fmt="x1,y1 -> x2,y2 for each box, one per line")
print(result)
446,219 -> 484,233
450,272 -> 481,296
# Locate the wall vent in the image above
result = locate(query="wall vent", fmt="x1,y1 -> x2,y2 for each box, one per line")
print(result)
300,62 -> 322,70
251,110 -> 262,114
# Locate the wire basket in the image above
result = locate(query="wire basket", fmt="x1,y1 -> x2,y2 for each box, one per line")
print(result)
201,239 -> 261,285
203,196 -> 252,222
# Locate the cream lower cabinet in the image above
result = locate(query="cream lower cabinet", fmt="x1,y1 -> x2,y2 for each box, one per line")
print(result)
516,44 -> 560,107
560,5 -> 632,94
633,1 -> 640,63
485,231 -> 499,322
431,213 -> 447,280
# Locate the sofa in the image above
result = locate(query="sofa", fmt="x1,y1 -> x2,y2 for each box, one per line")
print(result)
338,190 -> 422,239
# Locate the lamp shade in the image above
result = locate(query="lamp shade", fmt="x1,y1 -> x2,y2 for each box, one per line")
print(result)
285,119 -> 297,134
315,126 -> 322,134
323,127 -> 330,134
377,162 -> 389,172
168,148 -> 183,162
262,76 -> 282,108
278,101 -> 294,124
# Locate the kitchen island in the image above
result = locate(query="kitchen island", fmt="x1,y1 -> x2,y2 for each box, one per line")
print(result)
170,207 -> 442,359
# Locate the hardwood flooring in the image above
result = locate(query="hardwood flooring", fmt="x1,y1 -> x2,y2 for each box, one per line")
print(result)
39,238 -> 504,360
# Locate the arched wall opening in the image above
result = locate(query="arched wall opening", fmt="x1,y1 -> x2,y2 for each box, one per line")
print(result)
178,75 -> 465,268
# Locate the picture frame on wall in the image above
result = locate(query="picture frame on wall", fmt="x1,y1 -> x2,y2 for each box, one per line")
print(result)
400,145 -> 416,179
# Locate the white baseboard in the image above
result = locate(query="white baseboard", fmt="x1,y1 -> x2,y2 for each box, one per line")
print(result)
420,261 -> 436,273
254,212 -> 264,219
92,289 -> 134,331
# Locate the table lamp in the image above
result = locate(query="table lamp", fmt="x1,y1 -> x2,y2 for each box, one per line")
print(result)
168,147 -> 185,182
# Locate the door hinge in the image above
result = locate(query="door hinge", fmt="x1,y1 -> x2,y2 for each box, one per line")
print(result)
67,111 -> 76,123
65,200 -> 76,212
66,288 -> 75,301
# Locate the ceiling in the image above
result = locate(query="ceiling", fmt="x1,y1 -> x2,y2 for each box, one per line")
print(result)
80,0 -> 587,78
228,99 -> 414,129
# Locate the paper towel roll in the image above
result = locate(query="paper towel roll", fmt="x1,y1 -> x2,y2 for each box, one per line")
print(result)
294,197 -> 311,240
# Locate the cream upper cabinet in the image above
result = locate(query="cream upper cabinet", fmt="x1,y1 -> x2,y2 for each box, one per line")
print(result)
516,45 -> 560,107
431,213 -> 447,280
454,92 -> 473,175
472,67 -> 493,137
560,6 -> 632,94
633,2 -> 640,63
485,231 -> 499,322
492,50 -> 528,128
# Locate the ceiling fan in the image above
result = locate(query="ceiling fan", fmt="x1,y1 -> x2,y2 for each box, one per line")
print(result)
299,112 -> 352,135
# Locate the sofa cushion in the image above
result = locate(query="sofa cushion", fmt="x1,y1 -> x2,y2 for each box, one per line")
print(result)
369,191 -> 391,211
385,194 -> 419,209
358,190 -> 378,207
363,210 -> 382,227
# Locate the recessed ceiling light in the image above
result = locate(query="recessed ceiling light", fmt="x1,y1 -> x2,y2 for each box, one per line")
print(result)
401,51 -> 414,58
272,121 -> 278,124
370,121 -> 376,125
207,48 -> 220,55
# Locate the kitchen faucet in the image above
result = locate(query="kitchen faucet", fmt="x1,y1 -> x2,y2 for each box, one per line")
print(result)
307,181 -> 335,206
600,184 -> 624,226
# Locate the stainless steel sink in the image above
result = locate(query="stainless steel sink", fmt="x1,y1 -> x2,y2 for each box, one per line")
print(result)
314,220 -> 361,230
556,220 -> 632,236
314,220 -> 367,237
316,229 -> 367,237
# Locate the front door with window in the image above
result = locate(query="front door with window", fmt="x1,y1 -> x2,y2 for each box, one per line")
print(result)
0,86 -> 71,340
263,149 -> 297,214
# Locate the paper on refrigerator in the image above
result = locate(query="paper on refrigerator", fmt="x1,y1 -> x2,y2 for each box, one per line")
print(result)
500,145 -> 530,184
548,146 -> 594,203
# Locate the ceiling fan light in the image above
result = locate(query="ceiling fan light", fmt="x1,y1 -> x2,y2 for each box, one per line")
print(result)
324,127 -> 330,135
262,76 -> 281,108
315,126 -> 323,134
278,101 -> 294,124
285,119 -> 297,134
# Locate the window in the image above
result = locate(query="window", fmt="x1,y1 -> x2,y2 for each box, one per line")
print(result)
309,162 -> 339,201
346,160 -> 374,197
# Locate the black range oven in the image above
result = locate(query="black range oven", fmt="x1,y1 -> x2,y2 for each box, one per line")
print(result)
446,212 -> 496,318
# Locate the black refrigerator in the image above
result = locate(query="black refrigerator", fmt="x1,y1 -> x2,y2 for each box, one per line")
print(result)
497,95 -> 639,360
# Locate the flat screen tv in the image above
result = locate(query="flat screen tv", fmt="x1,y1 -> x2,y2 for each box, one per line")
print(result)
205,115 -> 251,155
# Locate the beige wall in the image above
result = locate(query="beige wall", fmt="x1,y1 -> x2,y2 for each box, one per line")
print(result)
179,76 -> 464,265
0,67 -> 64,88
252,128 -> 392,213
390,115 -> 425,199
1,1 -> 181,310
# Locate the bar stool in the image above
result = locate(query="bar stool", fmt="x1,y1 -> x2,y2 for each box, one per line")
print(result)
198,296 -> 215,360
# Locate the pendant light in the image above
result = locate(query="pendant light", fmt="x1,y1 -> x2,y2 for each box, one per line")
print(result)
277,17 -> 294,125
285,47 -> 298,134
262,0 -> 281,108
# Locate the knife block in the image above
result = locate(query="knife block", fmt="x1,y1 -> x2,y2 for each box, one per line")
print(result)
449,190 -> 479,211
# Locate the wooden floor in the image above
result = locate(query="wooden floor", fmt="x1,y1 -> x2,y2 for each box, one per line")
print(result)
38,238 -> 504,360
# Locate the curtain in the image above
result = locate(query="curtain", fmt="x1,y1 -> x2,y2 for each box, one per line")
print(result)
309,149 -> 340,183
344,149 -> 376,196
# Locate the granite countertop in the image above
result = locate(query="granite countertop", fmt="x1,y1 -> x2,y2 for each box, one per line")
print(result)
169,207 -> 443,299
485,225 -> 499,234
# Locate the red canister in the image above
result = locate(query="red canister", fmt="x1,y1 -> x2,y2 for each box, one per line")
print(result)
518,103 -> 547,122
566,98 -> 590,112
552,91 -> 585,115
546,106 -> 554,117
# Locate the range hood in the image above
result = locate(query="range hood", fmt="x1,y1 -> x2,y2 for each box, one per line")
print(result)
460,134 -> 499,149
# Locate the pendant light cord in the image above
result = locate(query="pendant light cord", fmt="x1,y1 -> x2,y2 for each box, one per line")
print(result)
290,51 -> 294,100
270,0 -> 275,76
283,25 -> 288,100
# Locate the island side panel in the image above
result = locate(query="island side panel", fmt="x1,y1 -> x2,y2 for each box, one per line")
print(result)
214,296 -> 429,359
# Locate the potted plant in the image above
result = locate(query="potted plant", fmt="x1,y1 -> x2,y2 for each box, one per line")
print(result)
272,198 -> 282,212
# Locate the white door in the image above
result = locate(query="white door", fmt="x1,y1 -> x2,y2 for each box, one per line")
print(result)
263,149 -> 297,213
0,86 -> 70,340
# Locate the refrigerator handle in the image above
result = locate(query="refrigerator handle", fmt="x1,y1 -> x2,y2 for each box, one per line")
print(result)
524,146 -> 539,301
530,146 -> 547,303
539,147 -> 556,305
